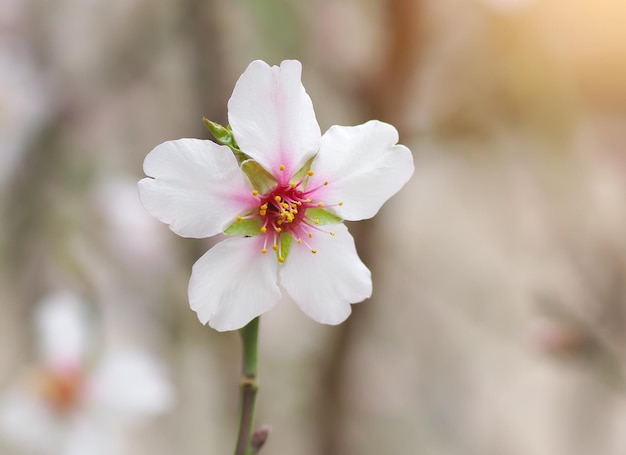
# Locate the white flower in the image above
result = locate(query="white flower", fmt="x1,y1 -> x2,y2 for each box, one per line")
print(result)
138,60 -> 414,332
0,292 -> 174,455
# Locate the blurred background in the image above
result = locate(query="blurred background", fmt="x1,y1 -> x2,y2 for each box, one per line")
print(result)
2,0 -> 626,453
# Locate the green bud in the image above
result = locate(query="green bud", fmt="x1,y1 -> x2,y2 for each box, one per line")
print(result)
203,118 -> 248,163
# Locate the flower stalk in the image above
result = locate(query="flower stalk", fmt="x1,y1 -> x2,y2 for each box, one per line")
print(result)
235,317 -> 261,455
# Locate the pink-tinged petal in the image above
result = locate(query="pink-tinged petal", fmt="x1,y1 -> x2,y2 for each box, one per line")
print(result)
86,350 -> 174,420
228,60 -> 321,179
139,139 -> 256,239
35,292 -> 91,371
189,236 -> 281,331
308,120 -> 414,221
279,223 -> 371,325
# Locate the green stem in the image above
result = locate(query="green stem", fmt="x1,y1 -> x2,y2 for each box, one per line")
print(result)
234,317 -> 260,455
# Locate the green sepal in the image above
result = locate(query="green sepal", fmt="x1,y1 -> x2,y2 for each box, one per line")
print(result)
241,159 -> 277,194
280,233 -> 293,261
203,118 -> 248,163
305,208 -> 342,225
224,217 -> 263,236
291,154 -> 317,184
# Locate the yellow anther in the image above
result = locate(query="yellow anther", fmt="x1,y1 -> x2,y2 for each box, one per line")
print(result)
317,202 -> 323,207
275,195 -> 282,202
252,189 -> 259,196
290,182 -> 297,188
278,256 -> 285,263
261,204 -> 268,210
338,201 -> 344,206
272,245 -> 278,251
311,249 -> 317,254
308,232 -> 313,238
313,219 -> 319,225
236,216 -> 243,222
297,238 -> 302,244
261,248 -> 268,254
329,231 -> 336,236
306,198 -> 311,203
276,227 -> 282,233
281,202 -> 288,209
323,181 -> 329,186
277,219 -> 283,226
260,227 -> 267,233
279,164 -> 286,171
307,170 -> 314,176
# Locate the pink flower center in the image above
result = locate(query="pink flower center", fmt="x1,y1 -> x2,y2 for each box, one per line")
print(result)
38,367 -> 84,414
240,167 -> 342,262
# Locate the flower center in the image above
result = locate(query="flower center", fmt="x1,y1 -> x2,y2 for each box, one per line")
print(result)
238,167 -> 342,262
37,367 -> 83,414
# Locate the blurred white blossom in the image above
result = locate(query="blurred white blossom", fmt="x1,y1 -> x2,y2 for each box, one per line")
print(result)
0,292 -> 174,455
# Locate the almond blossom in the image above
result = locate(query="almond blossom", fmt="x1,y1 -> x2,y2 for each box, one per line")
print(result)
138,59 -> 414,332
0,292 -> 173,455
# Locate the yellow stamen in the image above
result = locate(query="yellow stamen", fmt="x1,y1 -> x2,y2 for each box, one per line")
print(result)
307,170 -> 314,176
275,195 -> 282,202
279,164 -> 286,171
290,182 -> 296,188
323,181 -> 329,186
252,190 -> 259,196
297,238 -> 302,244
261,248 -> 268,254
311,249 -> 317,254
317,202 -> 323,207
308,232 -> 313,238
236,216 -> 243,222
260,227 -> 267,233
272,245 -> 278,251
278,256 -> 285,263
276,227 -> 282,233
338,201 -> 344,206
313,219 -> 319,225
329,231 -> 335,236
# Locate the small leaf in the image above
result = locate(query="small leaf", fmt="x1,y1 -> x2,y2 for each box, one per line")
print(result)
305,208 -> 342,225
280,233 -> 293,261
242,160 -> 277,194
224,217 -> 263,236
203,118 -> 248,163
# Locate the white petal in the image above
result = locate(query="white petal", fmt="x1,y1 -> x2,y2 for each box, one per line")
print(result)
86,350 -> 174,420
0,387 -> 63,453
139,139 -> 256,239
35,292 -> 91,370
64,417 -> 122,455
280,223 -> 371,324
228,60 -> 321,179
309,120 -> 414,221
189,237 -> 281,331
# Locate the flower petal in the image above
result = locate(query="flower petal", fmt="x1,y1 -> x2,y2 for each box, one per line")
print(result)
228,60 -> 321,179
86,350 -> 174,420
279,223 -> 371,325
35,292 -> 91,370
189,236 -> 281,331
64,417 -> 122,455
139,139 -> 256,239
0,387 -> 63,453
308,120 -> 414,221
